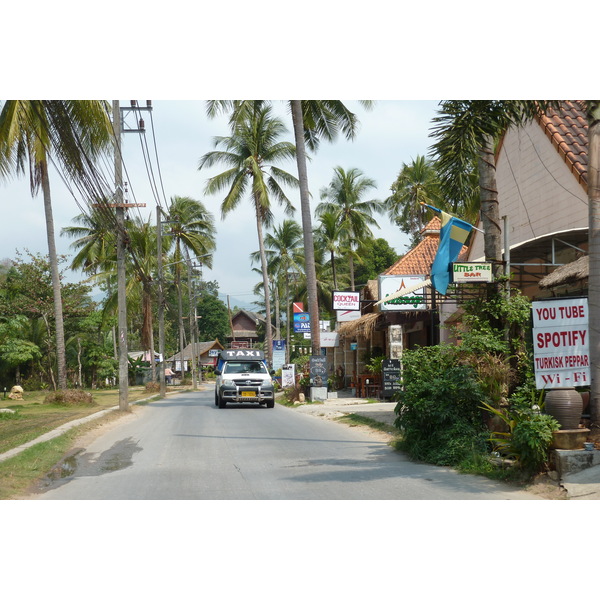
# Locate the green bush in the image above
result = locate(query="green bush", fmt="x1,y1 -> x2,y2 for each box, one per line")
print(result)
394,345 -> 488,466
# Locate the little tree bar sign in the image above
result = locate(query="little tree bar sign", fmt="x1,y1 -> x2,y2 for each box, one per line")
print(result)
532,298 -> 589,389
451,262 -> 493,283
332,291 -> 360,311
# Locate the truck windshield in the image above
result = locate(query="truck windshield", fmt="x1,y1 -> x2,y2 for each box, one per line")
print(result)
224,362 -> 268,375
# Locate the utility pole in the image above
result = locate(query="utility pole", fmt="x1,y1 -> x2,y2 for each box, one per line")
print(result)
187,256 -> 197,390
157,205 -> 166,398
113,100 -> 129,411
107,101 -> 148,410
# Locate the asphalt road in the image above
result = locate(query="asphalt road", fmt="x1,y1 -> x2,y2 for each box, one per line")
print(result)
28,387 -> 543,500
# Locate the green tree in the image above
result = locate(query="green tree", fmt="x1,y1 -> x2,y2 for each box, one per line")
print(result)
429,101 -> 558,282
384,155 -> 445,246
165,195 -> 216,373
251,219 -> 304,362
353,238 -> 399,286
316,166 -> 383,290
207,100 -> 371,357
199,103 -> 298,366
314,210 -> 349,291
196,283 -> 230,345
0,100 -> 113,389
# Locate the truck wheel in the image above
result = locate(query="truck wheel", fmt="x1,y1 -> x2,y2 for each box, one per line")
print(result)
266,398 -> 275,408
215,391 -> 219,406
218,394 -> 227,409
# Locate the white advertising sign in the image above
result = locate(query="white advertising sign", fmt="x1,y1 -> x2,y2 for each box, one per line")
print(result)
320,332 -> 340,347
332,291 -> 361,311
336,309 -> 361,322
532,298 -> 589,389
281,364 -> 295,388
379,275 -> 427,311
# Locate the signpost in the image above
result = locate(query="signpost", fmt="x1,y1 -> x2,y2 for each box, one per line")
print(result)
382,358 -> 401,400
532,298 -> 589,389
309,355 -> 328,401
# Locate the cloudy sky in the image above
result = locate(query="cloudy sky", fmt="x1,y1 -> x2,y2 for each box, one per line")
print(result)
0,99 -> 441,304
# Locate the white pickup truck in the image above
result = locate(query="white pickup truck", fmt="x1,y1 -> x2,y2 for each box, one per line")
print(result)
214,349 -> 275,409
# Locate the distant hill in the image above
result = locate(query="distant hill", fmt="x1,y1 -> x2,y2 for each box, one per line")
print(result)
218,293 -> 259,312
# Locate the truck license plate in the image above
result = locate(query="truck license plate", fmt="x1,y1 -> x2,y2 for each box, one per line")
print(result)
241,391 -> 256,397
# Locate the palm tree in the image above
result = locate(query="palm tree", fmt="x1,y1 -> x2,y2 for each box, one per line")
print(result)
429,101 -> 559,282
384,155 -> 446,246
316,166 -> 383,291
0,100 -> 112,389
207,100 -> 371,357
251,219 -> 304,363
165,195 -> 216,378
62,207 -> 117,278
586,101 -> 600,427
199,104 -> 298,366
314,210 -> 349,291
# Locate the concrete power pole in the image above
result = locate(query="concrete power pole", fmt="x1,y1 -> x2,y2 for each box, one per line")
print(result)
157,206 -> 167,398
113,100 -> 129,411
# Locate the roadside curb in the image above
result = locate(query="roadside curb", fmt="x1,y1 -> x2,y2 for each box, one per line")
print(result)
0,388 -> 192,464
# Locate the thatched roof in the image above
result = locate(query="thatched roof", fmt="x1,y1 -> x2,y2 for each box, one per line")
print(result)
337,312 -> 381,339
539,255 -> 589,289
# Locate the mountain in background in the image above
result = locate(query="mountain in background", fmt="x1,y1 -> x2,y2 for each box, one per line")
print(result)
218,293 -> 258,312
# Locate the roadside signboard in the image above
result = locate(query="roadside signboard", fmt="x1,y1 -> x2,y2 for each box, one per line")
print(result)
378,275 -> 427,311
337,309 -> 361,322
272,340 -> 286,372
309,355 -> 327,387
293,312 -> 311,333
451,262 -> 493,283
382,358 -> 401,399
532,297 -> 589,389
282,364 -> 295,388
332,290 -> 360,311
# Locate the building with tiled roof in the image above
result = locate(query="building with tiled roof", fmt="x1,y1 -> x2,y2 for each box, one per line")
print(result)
468,101 -> 589,300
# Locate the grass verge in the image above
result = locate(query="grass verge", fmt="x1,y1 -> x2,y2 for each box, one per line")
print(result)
0,386 -> 180,456
0,407 -> 139,499
336,413 -> 400,436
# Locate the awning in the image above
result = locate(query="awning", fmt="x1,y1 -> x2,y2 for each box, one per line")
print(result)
338,312 -> 382,339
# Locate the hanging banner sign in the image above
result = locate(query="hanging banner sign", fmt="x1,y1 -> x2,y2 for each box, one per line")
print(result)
332,291 -> 360,311
378,275 -> 427,311
451,262 -> 493,283
532,298 -> 589,389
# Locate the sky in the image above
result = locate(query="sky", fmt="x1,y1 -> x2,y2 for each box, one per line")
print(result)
0,99 -> 441,306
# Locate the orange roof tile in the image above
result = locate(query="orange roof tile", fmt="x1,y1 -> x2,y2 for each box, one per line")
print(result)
536,101 -> 588,190
384,215 -> 468,277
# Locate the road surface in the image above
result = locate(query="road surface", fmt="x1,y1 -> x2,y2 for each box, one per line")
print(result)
27,387 -> 542,500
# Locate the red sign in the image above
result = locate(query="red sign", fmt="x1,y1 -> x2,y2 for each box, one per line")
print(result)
293,302 -> 304,313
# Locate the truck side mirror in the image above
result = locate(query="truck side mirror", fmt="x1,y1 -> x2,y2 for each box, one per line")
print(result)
215,369 -> 221,375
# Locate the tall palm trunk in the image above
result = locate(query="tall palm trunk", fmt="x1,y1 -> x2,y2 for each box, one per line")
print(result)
255,200 -> 273,366
40,160 -> 67,389
291,100 -> 320,355
588,102 -> 600,428
478,134 -> 503,277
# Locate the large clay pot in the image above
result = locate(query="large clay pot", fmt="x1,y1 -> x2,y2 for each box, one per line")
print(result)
545,388 -> 583,430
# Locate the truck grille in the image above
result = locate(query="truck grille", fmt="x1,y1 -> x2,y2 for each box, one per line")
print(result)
233,378 -> 264,387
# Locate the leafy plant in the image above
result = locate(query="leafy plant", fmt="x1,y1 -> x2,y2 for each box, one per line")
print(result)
394,344 -> 488,466
481,392 -> 559,475
365,355 -> 385,375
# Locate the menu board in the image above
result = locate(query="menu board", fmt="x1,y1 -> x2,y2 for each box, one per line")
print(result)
382,359 -> 401,399
309,356 -> 328,387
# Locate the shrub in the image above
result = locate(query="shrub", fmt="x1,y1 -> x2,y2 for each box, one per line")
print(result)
145,381 -> 160,393
394,344 -> 488,466
43,389 -> 96,406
